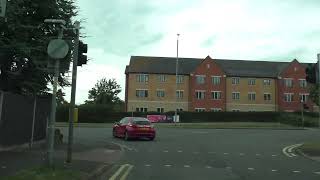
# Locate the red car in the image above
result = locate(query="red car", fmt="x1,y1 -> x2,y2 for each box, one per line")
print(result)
113,117 -> 156,141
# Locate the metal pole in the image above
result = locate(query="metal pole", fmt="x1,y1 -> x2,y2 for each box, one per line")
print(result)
47,27 -> 64,167
301,100 -> 304,129
174,34 -> 180,124
47,59 -> 59,167
318,54 -> 320,128
66,21 -> 80,163
30,96 -> 37,148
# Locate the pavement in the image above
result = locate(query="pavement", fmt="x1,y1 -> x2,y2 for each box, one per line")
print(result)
0,128 -> 123,180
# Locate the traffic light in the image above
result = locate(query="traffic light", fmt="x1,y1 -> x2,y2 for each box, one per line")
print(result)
305,64 -> 316,84
77,41 -> 87,66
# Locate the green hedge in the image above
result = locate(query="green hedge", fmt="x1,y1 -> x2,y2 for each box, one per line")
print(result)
56,105 -> 318,127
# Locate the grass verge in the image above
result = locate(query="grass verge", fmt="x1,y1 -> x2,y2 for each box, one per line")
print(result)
299,143 -> 320,156
1,167 -> 85,180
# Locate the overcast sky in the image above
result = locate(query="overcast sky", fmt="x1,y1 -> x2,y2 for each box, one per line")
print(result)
64,0 -> 320,104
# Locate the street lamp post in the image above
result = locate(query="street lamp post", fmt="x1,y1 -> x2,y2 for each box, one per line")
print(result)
174,34 -> 180,124
318,54 -> 320,128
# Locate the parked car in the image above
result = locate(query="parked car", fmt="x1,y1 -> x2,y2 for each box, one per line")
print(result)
113,117 -> 156,141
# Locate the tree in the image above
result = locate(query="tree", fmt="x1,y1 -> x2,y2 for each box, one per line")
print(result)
56,89 -> 68,106
0,0 -> 78,95
309,85 -> 319,106
85,78 -> 122,105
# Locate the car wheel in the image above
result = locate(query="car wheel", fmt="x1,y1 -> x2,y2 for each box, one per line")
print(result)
149,137 -> 155,141
112,129 -> 117,138
124,131 -> 130,141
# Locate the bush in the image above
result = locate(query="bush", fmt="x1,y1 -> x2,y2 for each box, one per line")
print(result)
56,106 -> 319,127
178,112 -> 281,123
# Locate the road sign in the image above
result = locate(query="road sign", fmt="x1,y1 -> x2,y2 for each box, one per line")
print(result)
0,0 -> 7,17
47,39 -> 69,59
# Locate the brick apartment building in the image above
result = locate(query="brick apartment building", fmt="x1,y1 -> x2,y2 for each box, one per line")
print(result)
125,55 -> 316,112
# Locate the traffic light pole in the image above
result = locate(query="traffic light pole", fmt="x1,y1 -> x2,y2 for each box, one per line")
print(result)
66,21 -> 80,163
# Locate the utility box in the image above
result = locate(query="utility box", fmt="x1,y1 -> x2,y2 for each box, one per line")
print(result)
74,108 -> 78,123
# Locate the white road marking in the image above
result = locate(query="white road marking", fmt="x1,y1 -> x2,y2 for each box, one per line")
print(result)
271,169 -> 278,172
224,153 -> 229,155
293,170 -> 301,173
314,172 -> 320,175
239,153 -> 245,156
163,150 -> 169,153
272,155 -> 277,157
109,164 -> 133,180
184,165 -> 191,168
110,141 -> 135,151
164,164 -> 172,167
256,154 -> 261,156
145,164 -> 151,167
206,166 -> 212,169
177,150 -> 183,153
282,144 -> 303,157
119,165 -> 134,180
248,168 -> 255,171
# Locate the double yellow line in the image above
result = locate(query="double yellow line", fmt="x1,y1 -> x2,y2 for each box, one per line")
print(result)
109,164 -> 134,180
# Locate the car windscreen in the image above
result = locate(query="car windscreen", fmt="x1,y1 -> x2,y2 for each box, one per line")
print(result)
132,118 -> 151,125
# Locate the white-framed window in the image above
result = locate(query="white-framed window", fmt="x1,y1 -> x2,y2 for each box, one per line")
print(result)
176,90 -> 184,99
176,75 -> 184,84
195,90 -> 205,99
284,93 -> 294,102
211,108 -> 222,112
156,90 -> 165,97
196,75 -> 206,84
264,93 -> 271,101
248,92 -> 256,101
248,79 -> 256,85
136,74 -> 149,82
136,107 -> 148,112
299,93 -> 309,102
284,78 -> 293,88
157,107 -> 164,113
263,79 -> 271,86
232,92 -> 240,100
232,109 -> 240,112
299,79 -> 307,88
211,91 -> 221,100
232,77 -> 240,85
158,75 -> 166,82
212,76 -> 221,85
195,108 -> 206,112
136,89 -> 148,98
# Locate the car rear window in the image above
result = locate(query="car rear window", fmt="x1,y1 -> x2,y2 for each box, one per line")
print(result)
132,118 -> 151,125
